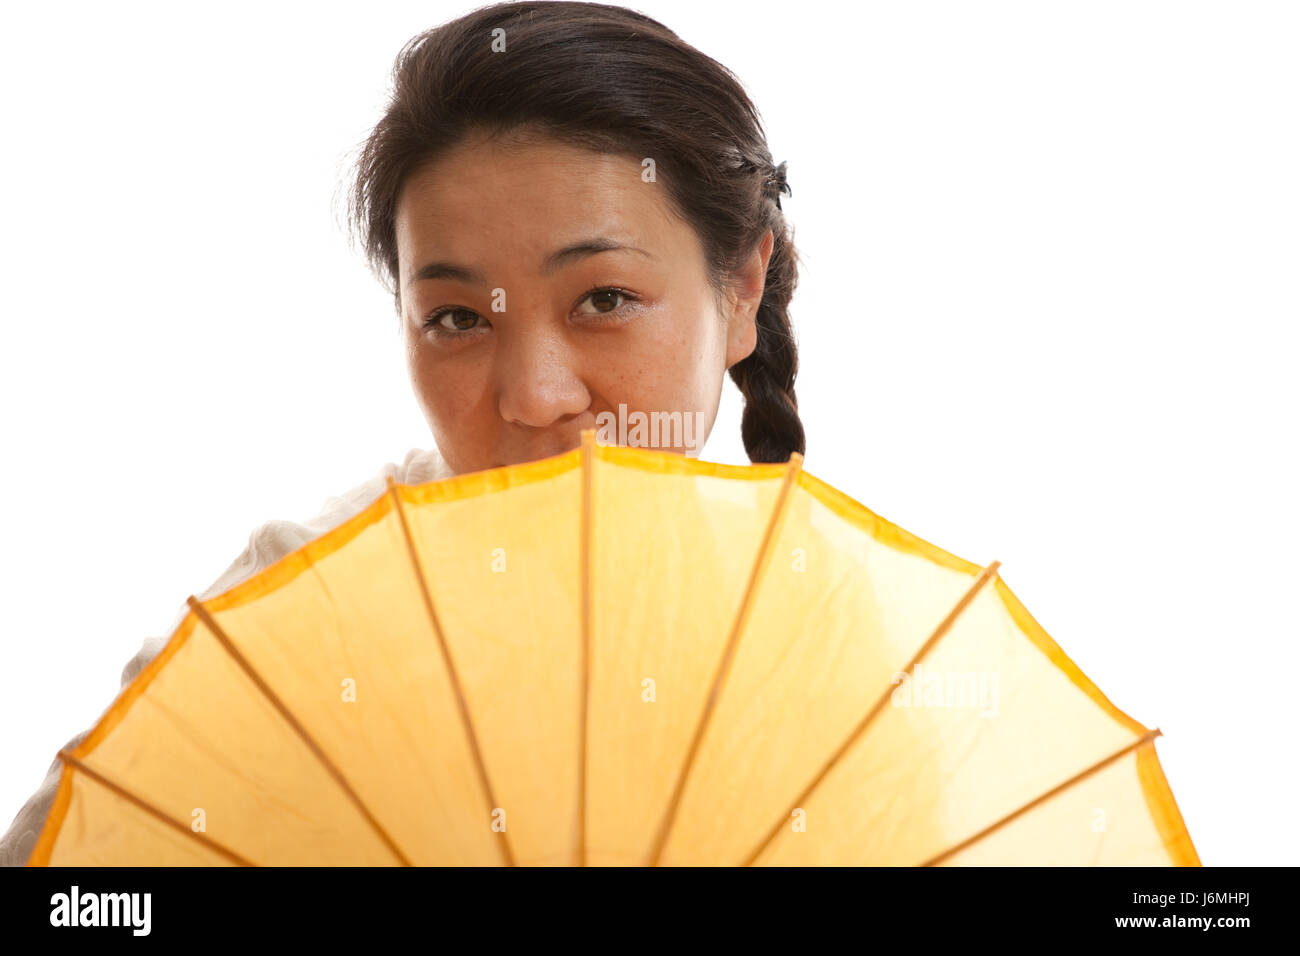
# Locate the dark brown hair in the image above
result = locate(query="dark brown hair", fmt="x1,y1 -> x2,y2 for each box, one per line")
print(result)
344,0 -> 804,463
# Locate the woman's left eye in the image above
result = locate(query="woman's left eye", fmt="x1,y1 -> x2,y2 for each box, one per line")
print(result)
575,287 -> 637,317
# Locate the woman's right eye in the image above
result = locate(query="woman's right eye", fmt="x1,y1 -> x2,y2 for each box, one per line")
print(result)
424,308 -> 486,335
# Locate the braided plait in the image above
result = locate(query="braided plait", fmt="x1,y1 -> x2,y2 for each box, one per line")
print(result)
727,161 -> 805,463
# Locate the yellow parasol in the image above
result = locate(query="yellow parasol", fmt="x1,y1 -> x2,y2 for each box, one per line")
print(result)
28,429 -> 1198,866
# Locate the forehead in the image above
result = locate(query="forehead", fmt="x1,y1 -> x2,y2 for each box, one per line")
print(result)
394,132 -> 688,274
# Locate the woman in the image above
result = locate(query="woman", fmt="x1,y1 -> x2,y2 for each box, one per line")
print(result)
0,1 -> 802,864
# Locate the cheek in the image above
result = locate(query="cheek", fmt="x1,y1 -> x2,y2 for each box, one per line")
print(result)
604,309 -> 727,454
599,306 -> 726,410
406,339 -> 483,429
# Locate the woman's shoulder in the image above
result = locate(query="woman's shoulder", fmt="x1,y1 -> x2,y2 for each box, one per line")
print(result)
307,445 -> 453,530
223,445 -> 454,592
148,445 -> 454,645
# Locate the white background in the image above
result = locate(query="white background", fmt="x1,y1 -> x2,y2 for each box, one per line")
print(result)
1,0 -> 1295,865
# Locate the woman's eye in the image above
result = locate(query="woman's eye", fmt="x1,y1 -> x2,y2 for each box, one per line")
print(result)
424,308 -> 484,334
576,287 -> 636,316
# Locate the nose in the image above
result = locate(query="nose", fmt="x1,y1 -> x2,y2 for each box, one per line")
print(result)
495,317 -> 590,431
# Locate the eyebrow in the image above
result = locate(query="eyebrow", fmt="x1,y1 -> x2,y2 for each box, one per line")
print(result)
406,237 -> 653,289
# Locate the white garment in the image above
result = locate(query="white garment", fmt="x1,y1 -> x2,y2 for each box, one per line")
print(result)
0,445 -> 455,866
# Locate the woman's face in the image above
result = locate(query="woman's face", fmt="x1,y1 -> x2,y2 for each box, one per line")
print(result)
394,128 -> 771,475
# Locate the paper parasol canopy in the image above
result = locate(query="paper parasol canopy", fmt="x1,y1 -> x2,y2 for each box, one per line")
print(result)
28,429 -> 1199,866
